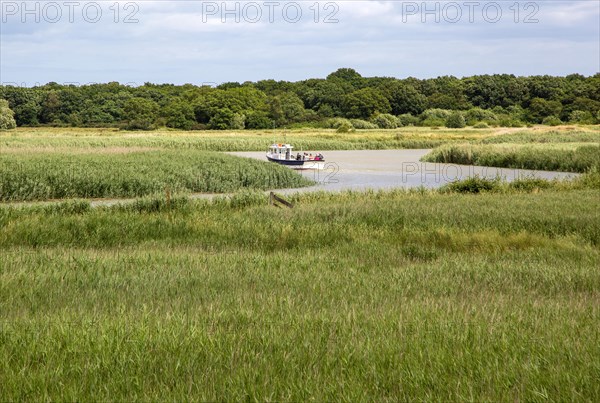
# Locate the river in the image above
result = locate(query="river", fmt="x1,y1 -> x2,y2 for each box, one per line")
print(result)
230,149 -> 578,193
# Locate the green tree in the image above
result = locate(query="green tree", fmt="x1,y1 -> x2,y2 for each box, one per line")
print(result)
446,112 -> 466,128
382,81 -> 427,115
0,99 -> 17,130
268,93 -> 312,126
342,88 -> 391,119
371,113 -> 400,129
527,98 -> 562,123
123,97 -> 159,130
162,100 -> 195,130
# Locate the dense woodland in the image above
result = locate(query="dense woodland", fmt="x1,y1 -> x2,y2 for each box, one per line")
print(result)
1,68 -> 599,130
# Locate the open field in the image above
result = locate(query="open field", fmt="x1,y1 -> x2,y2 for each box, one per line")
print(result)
1,188 -> 599,400
4,125 -> 597,152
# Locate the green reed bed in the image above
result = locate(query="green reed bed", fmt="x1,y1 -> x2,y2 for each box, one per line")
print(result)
422,142 -> 600,173
1,188 -> 599,401
0,150 -> 313,201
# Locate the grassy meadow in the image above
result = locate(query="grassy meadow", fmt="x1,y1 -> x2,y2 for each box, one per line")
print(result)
1,125 -> 599,400
1,188 -> 600,400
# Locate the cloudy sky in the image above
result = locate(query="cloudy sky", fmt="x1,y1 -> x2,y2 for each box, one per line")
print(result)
1,0 -> 598,85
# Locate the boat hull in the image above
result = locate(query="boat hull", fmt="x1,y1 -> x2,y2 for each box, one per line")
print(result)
267,155 -> 325,170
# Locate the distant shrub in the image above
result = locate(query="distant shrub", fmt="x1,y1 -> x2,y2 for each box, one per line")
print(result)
498,118 -> 525,128
445,112 -> 466,128
465,107 -> 498,126
336,122 -> 354,133
473,122 -> 489,129
509,177 -> 552,192
0,99 -> 17,130
442,176 -> 501,194
421,109 -> 451,120
397,113 -> 420,127
569,110 -> 595,125
324,118 -> 353,129
420,109 -> 452,127
246,111 -> 274,129
371,113 -> 400,129
350,119 -> 378,129
542,115 -> 562,126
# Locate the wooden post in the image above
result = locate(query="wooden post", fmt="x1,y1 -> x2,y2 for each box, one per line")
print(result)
270,191 -> 293,209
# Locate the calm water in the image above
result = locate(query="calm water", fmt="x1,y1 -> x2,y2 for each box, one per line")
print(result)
230,149 -> 578,193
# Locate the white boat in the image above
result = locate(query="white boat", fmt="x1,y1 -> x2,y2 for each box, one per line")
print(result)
266,143 -> 325,170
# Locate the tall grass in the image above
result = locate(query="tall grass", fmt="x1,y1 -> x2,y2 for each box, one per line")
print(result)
482,129 -> 600,144
0,189 -> 599,400
422,143 -> 600,173
0,150 -> 313,201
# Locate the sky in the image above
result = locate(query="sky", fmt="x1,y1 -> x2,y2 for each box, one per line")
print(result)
0,0 -> 599,86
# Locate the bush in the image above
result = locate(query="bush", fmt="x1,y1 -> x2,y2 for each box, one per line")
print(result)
420,109 -> 452,127
350,119 -> 378,129
336,123 -> 354,133
445,112 -> 466,128
465,107 -> 498,126
0,99 -> 17,130
395,114 -> 418,127
371,113 -> 400,129
509,177 -> 552,192
473,122 -> 489,129
441,176 -> 501,194
542,115 -> 562,126
498,118 -> 525,128
569,110 -> 595,125
245,111 -> 274,129
324,118 -> 353,129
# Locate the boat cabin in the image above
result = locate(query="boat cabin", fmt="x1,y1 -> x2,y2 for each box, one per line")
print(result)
268,144 -> 294,160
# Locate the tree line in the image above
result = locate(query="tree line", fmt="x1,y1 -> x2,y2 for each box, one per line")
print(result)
1,68 -> 599,131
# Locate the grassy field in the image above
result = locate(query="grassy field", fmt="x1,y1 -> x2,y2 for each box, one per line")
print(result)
1,126 -> 599,400
1,187 -> 599,400
0,126 -> 600,153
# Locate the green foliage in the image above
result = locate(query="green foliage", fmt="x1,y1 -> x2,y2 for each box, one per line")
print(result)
473,122 -> 489,129
336,122 -> 353,133
397,113 -> 420,127
569,110 -> 596,124
423,143 -> 600,173
465,107 -> 498,125
0,99 -> 17,130
421,109 -> 452,127
349,119 -> 378,129
441,175 -> 500,193
324,117 -> 353,129
342,88 -> 391,119
382,81 -> 427,115
528,98 -> 563,123
123,97 -> 159,130
0,71 -> 598,129
542,115 -> 562,126
0,150 -> 313,201
445,112 -> 466,128
162,99 -> 195,130
371,113 -> 400,129
245,111 -> 274,129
